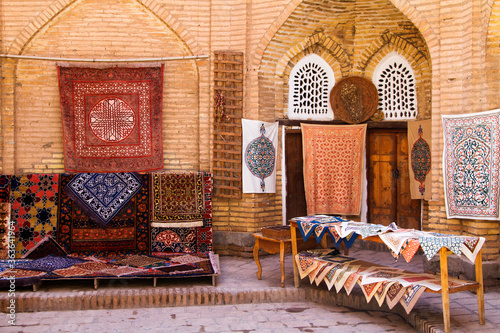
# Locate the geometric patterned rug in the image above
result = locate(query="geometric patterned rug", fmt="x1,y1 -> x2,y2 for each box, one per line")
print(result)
151,172 -> 213,254
10,174 -> 60,258
57,65 -> 164,173
57,173 -> 150,256
64,172 -> 144,228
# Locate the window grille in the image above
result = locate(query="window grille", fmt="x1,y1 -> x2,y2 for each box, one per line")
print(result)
288,54 -> 335,120
373,52 -> 418,120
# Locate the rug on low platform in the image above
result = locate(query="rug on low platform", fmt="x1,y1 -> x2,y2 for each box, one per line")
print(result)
151,172 -> 204,227
10,174 -> 59,258
57,173 -> 150,256
151,172 -> 213,254
58,65 -> 164,172
14,255 -> 86,272
301,123 -> 367,216
442,109 -> 500,220
22,236 -> 67,259
64,172 -> 144,227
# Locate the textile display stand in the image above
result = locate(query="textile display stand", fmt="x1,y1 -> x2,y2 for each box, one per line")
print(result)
289,219 -> 485,333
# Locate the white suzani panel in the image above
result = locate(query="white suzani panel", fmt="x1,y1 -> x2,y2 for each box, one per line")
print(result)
242,119 -> 279,193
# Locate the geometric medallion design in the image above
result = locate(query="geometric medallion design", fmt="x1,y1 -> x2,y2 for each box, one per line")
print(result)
245,123 -> 276,192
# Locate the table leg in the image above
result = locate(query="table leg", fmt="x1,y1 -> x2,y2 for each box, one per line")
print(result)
280,241 -> 285,288
475,250 -> 485,325
291,224 -> 299,288
253,238 -> 262,280
440,247 -> 450,333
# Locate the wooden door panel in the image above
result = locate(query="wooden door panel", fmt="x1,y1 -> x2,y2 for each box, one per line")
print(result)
368,129 -> 421,229
368,132 -> 397,226
285,131 -> 307,222
396,132 -> 421,230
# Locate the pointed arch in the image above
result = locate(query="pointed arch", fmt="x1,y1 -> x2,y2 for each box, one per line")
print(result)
276,32 -> 350,78
7,0 -> 201,56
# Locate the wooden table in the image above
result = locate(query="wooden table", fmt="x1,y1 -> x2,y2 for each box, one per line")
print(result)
289,220 -> 485,333
252,232 -> 292,288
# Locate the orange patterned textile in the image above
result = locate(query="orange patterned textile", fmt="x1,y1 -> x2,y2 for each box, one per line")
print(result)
301,123 -> 367,216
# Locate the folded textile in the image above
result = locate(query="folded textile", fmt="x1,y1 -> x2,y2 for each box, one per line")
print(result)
64,172 -> 144,228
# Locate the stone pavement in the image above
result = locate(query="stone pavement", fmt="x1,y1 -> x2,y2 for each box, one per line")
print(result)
1,244 -> 499,333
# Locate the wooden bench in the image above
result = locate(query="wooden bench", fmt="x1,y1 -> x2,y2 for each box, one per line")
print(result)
289,220 -> 485,333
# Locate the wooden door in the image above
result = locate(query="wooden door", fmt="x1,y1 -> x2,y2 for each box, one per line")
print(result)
367,129 -> 421,229
285,130 -> 307,222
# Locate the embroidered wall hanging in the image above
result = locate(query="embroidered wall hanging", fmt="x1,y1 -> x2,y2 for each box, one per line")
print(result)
408,119 -> 432,200
442,109 -> 500,220
57,173 -> 150,256
64,172 -> 144,228
151,172 -> 213,254
242,119 -> 279,193
151,172 -> 205,227
10,174 -> 59,258
301,123 -> 367,215
57,65 -> 164,172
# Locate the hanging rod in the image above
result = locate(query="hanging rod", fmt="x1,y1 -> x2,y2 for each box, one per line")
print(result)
0,54 -> 209,62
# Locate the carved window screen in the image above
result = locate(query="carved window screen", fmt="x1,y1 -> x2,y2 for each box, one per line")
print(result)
288,54 -> 335,121
212,51 -> 244,199
373,52 -> 418,120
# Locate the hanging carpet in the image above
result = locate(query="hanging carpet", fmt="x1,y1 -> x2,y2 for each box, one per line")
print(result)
301,123 -> 367,216
442,109 -> 500,220
57,65 -> 164,172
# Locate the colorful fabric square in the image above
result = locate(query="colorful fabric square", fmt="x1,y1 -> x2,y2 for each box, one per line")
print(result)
99,265 -> 145,277
418,233 -> 463,260
401,239 -> 420,263
57,65 -> 164,172
301,123 -> 367,215
57,173 -> 150,256
64,172 -> 144,228
386,283 -> 406,309
399,285 -> 426,314
151,172 -> 213,254
14,255 -> 85,272
461,236 -> 485,263
294,252 -> 320,279
408,120 -> 432,200
360,282 -> 382,303
22,236 -> 67,259
0,203 -> 10,259
10,174 -> 59,258
242,119 -> 279,193
374,281 -> 396,307
442,109 -> 500,220
151,172 -> 204,227
0,175 -> 10,202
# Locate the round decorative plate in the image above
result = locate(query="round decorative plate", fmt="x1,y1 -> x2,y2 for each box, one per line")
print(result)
329,76 -> 379,124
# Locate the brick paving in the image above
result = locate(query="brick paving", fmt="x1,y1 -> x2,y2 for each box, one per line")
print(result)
1,245 -> 499,333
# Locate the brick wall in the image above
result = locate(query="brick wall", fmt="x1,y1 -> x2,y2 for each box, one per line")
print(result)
1,0 -> 499,260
